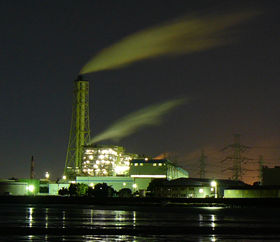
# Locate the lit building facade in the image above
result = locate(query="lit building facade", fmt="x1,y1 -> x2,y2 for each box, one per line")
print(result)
129,159 -> 189,190
82,145 -> 138,177
129,159 -> 189,180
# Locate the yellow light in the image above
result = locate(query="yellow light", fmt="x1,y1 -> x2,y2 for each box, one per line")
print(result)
45,172 -> 50,179
123,182 -> 126,186
62,175 -> 66,180
89,155 -> 94,160
114,165 -> 129,174
145,158 -> 148,161
132,184 -> 137,188
211,181 -> 217,187
89,183 -> 94,187
27,185 -> 35,192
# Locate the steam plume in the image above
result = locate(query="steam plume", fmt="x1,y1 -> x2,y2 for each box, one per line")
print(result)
88,98 -> 186,144
80,10 -> 257,74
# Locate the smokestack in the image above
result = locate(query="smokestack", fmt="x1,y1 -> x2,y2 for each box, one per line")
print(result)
30,155 -> 34,179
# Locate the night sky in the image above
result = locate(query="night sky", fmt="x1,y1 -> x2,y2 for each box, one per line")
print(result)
1,0 -> 280,184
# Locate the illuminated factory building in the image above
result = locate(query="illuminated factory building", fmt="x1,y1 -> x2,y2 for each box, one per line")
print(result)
67,157 -> 189,193
129,158 -> 189,190
61,75 -> 189,193
82,145 -> 138,177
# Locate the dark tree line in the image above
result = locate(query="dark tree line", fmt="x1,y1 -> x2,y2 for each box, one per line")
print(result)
58,183 -> 132,198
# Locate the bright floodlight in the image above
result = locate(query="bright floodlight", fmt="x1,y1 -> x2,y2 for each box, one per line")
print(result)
45,172 -> 50,179
211,181 -> 217,187
27,185 -> 35,192
62,175 -> 66,180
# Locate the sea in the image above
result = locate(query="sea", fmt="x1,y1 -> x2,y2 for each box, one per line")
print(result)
0,203 -> 280,241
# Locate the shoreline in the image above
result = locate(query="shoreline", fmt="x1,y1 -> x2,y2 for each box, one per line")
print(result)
1,196 -> 280,208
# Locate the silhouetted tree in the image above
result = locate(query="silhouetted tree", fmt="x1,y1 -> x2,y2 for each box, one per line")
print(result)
58,187 -> 69,196
93,183 -> 116,198
68,183 -> 89,196
118,188 -> 132,198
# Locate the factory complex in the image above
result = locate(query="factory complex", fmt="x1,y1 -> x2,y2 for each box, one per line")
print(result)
0,146 -> 190,196
2,76 -> 280,199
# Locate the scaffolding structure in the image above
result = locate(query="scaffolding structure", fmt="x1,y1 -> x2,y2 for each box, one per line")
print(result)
64,76 -> 91,178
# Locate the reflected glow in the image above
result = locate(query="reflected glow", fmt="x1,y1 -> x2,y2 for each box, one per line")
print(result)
45,208 -> 49,228
210,235 -> 217,242
202,207 -> 223,210
62,210 -> 66,228
133,211 -> 136,227
28,207 -> 33,228
211,214 -> 216,228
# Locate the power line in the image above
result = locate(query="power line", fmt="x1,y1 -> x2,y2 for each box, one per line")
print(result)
221,134 -> 251,181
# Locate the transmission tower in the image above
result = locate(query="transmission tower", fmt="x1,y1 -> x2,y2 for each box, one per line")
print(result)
221,134 -> 250,181
199,149 -> 207,178
258,155 -> 264,183
64,75 -> 91,179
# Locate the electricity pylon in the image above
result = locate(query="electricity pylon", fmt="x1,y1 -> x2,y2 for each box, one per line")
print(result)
64,76 -> 91,179
221,134 -> 250,181
199,149 -> 207,178
258,155 -> 264,183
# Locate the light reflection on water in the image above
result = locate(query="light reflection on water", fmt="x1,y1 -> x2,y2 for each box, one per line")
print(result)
1,204 -> 280,241
28,207 -> 33,228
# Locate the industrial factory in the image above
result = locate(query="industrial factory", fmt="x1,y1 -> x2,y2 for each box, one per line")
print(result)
2,75 -> 280,199
59,75 -> 189,193
0,75 -> 189,196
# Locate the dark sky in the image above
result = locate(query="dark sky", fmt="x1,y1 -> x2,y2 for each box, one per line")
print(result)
0,0 -> 279,184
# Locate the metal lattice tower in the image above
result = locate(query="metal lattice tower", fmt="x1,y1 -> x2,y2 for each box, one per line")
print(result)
221,134 -> 250,181
64,76 -> 91,179
258,155 -> 264,182
199,149 -> 207,178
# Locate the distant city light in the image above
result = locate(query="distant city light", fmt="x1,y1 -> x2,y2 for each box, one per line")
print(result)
199,188 -> 204,193
62,175 -> 66,180
132,184 -> 137,188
